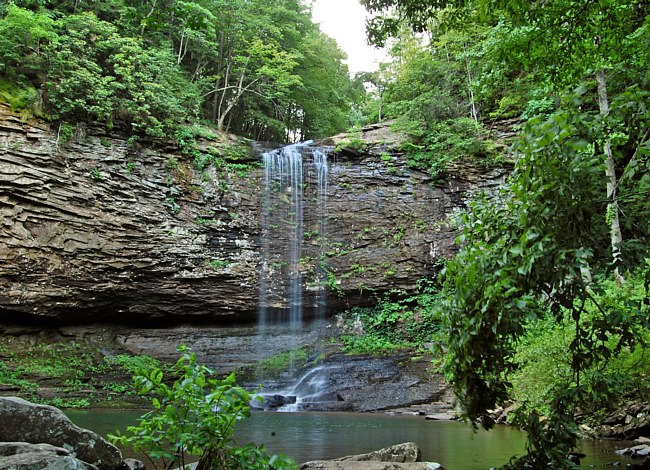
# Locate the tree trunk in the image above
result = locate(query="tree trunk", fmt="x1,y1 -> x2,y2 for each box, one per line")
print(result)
596,69 -> 625,284
464,43 -> 478,122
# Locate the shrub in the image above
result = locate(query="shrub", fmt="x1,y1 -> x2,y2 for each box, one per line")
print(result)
109,347 -> 296,470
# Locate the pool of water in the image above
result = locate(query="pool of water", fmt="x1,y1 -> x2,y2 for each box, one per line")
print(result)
66,409 -> 632,469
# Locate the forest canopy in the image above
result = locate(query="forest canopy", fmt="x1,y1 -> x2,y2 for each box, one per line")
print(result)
0,0 -> 364,141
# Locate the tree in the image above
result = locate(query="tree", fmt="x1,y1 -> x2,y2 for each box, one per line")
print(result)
362,0 -> 648,280
360,0 -> 649,467
1,0 -> 361,141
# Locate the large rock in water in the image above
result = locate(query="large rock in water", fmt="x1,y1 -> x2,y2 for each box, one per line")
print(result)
0,397 -> 125,470
0,442 -> 98,470
335,443 -> 421,462
0,105 -> 507,323
300,442 -> 445,470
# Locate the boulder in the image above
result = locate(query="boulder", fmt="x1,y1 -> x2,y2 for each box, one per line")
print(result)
0,397 -> 125,470
301,443 -> 446,470
616,444 -> 650,458
123,459 -> 145,470
260,394 -> 297,410
300,463 -> 444,470
335,443 -> 421,463
0,442 -> 97,470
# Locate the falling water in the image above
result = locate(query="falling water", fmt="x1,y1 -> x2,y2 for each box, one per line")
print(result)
312,149 -> 329,322
258,142 -> 329,332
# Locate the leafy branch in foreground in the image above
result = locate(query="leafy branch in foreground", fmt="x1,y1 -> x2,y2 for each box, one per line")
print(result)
440,87 -> 649,468
109,347 -> 296,470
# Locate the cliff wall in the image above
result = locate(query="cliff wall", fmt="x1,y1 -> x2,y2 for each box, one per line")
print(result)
0,105 -> 507,324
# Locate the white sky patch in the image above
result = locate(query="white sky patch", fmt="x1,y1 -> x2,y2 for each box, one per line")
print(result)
311,0 -> 388,75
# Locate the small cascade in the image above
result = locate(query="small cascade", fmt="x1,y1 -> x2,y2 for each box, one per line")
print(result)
257,365 -> 340,412
258,142 -> 330,331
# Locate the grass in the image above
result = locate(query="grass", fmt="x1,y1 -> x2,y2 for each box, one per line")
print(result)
254,348 -> 308,378
0,337 -> 173,409
0,76 -> 42,117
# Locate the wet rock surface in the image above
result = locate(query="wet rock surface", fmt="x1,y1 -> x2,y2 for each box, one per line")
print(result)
250,352 -> 450,412
593,400 -> 650,439
0,397 -> 125,470
335,442 -> 421,462
0,105 -> 507,324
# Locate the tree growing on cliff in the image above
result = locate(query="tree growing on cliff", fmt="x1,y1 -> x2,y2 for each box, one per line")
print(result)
0,0 -> 364,141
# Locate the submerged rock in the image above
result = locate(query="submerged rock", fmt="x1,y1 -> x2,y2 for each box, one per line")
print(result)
616,444 -> 650,458
0,397 -> 125,470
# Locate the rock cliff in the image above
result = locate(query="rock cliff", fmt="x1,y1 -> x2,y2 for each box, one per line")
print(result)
0,105 -> 507,324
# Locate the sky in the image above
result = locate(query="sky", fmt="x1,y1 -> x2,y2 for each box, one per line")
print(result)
311,0 -> 388,75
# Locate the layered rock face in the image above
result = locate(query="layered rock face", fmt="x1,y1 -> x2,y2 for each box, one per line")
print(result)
0,105 -> 506,324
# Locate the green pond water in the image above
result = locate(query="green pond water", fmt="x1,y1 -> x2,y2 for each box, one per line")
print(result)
66,409 -> 632,469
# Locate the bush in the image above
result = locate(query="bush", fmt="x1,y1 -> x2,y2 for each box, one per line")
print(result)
510,270 -> 650,416
396,117 -> 490,181
109,347 -> 296,470
337,279 -> 444,355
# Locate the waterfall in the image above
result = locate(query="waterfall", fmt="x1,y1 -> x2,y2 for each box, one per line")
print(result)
258,142 -> 329,331
312,149 -> 328,322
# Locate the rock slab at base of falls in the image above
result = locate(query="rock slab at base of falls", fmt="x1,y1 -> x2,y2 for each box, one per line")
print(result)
0,397 -> 126,470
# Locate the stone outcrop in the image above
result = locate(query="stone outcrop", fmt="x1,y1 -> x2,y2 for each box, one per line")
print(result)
0,397 -> 125,470
592,400 -> 650,439
0,105 -> 507,324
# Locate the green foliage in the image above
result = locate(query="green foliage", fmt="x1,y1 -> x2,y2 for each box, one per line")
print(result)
207,259 -> 232,269
0,77 -> 39,114
334,136 -> 367,153
255,348 -> 308,378
0,361 -> 38,392
41,397 -> 92,409
109,347 -> 296,470
397,117 -> 490,180
0,0 -> 363,141
437,90 -> 649,466
338,279 -> 443,355
511,271 -> 650,415
108,354 -> 167,377
57,122 -> 74,144
89,168 -> 102,180
360,1 -> 650,467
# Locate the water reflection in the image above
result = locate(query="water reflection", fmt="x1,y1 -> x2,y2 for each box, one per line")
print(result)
66,410 -> 632,469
